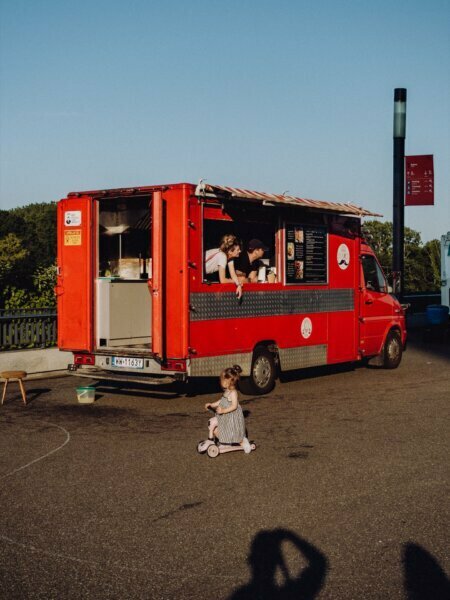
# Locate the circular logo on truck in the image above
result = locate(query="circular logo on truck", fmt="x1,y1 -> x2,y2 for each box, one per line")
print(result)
337,244 -> 350,270
301,317 -> 312,339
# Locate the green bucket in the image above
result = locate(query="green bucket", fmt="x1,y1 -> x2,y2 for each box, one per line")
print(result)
76,386 -> 95,404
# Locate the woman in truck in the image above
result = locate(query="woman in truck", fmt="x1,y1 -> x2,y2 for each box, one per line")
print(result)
205,234 -> 243,298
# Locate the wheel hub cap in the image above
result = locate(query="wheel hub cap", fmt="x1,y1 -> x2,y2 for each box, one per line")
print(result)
253,356 -> 271,388
388,340 -> 400,360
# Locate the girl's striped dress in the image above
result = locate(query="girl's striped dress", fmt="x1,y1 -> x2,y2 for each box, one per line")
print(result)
216,390 -> 245,443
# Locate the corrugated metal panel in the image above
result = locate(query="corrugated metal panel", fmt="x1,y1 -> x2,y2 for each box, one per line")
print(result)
190,289 -> 354,321
197,183 -> 381,217
190,352 -> 253,377
278,344 -> 328,371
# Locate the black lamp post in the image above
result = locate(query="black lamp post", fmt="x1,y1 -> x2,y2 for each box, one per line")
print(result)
393,88 -> 407,299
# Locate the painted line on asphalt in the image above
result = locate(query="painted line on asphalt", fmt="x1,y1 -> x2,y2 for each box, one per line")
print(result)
0,421 -> 71,479
0,421 -> 151,574
0,533 -> 152,573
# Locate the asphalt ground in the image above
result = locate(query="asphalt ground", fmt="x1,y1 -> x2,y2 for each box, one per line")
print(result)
0,332 -> 449,599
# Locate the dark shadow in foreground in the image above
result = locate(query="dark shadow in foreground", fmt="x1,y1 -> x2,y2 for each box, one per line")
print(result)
403,542 -> 450,600
406,328 -> 450,362
228,528 -> 328,600
21,387 -> 51,404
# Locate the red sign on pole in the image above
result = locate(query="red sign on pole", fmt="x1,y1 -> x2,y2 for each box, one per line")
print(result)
405,155 -> 434,206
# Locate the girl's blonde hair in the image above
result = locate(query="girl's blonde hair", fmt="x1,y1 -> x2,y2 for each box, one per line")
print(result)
219,234 -> 241,256
220,364 -> 242,388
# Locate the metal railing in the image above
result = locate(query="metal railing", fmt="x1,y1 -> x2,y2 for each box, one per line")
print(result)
0,308 -> 57,351
402,292 -> 441,314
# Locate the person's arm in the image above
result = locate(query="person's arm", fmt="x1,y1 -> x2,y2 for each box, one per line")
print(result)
217,252 -> 233,284
228,262 -> 243,298
218,263 -> 243,298
216,391 -> 238,414
248,269 -> 258,283
205,399 -> 221,410
218,265 -> 233,284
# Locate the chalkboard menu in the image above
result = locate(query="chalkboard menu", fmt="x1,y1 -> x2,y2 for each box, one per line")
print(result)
285,224 -> 327,284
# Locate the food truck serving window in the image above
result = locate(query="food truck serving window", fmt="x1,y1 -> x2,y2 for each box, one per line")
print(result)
203,212 -> 278,284
285,224 -> 327,284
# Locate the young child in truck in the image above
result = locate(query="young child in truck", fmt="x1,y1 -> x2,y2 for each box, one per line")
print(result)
205,365 -> 252,453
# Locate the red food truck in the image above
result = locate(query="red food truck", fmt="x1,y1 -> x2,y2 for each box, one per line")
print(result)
56,181 -> 407,394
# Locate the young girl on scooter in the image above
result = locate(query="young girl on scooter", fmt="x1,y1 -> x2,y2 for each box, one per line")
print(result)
205,365 -> 252,453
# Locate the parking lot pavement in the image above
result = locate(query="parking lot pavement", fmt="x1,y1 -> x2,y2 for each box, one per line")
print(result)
0,334 -> 449,599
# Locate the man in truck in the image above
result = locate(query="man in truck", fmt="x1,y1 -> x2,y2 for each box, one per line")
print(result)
233,238 -> 269,283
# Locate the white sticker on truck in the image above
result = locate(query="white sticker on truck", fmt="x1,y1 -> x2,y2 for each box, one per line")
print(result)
301,317 -> 312,339
337,243 -> 350,270
64,211 -> 82,226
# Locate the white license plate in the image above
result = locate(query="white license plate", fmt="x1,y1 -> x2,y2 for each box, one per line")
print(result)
112,357 -> 144,369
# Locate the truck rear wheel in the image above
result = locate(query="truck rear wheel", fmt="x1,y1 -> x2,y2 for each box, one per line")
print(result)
239,347 -> 276,395
382,330 -> 402,369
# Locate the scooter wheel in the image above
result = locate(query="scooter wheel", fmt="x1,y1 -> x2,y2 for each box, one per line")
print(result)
197,440 -> 211,454
207,444 -> 220,458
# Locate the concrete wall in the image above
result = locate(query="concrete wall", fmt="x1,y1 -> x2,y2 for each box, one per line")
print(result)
0,348 -> 71,379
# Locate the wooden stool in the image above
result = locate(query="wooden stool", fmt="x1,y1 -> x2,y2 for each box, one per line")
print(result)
1,371 -> 27,405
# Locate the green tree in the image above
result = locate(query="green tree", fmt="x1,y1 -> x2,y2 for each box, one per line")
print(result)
0,202 -> 57,307
423,239 -> 441,290
362,220 -> 440,292
11,202 -> 57,269
2,286 -> 32,310
3,265 -> 57,309
0,210 -> 27,240
0,233 -> 28,283
32,264 -> 57,307
362,221 -> 392,275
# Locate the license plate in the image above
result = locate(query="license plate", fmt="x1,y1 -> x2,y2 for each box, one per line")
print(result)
112,357 -> 144,369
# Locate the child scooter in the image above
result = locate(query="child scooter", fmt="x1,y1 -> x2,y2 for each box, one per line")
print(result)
197,408 -> 256,458
197,438 -> 256,458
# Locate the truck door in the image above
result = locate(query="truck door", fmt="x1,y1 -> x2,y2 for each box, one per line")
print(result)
150,190 -> 164,358
359,253 -> 393,357
149,186 -> 189,362
57,197 -> 95,351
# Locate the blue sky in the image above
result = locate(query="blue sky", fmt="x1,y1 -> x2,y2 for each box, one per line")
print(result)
1,0 -> 449,242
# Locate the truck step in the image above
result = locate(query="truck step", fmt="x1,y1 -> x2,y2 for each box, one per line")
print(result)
70,368 -> 174,386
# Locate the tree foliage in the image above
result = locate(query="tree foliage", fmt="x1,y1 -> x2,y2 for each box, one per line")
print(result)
0,233 -> 28,283
3,265 -> 57,310
0,203 -> 56,308
363,220 -> 441,292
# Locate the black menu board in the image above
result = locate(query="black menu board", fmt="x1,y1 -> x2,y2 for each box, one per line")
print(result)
285,224 -> 327,284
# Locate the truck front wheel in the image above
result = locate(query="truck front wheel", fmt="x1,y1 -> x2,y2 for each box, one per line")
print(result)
239,347 -> 276,395
382,330 -> 403,369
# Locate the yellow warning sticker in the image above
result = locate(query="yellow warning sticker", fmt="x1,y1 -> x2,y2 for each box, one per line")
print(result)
64,229 -> 82,246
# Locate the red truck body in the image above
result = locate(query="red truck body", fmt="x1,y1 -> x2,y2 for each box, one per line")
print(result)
57,182 -> 406,393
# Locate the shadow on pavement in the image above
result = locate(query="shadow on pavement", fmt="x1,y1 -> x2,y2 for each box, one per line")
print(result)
279,361 -> 358,385
406,328 -> 450,362
403,542 -> 450,600
90,377 -> 222,399
228,528 -> 328,600
3,402 -> 138,421
22,387 -> 51,404
91,380 -> 182,399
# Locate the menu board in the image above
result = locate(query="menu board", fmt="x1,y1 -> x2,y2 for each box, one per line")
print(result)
285,224 -> 327,284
